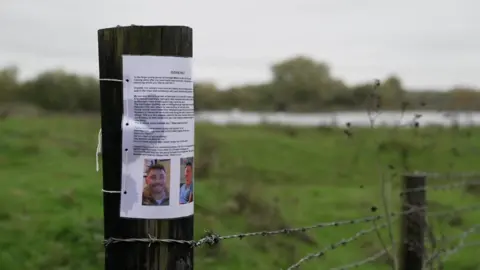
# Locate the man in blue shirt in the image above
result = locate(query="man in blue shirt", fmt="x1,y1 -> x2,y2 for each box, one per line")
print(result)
179,161 -> 193,204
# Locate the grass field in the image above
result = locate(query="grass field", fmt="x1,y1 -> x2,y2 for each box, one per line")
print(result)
0,115 -> 479,270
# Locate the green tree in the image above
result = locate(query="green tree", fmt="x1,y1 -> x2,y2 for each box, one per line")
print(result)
194,82 -> 219,111
270,56 -> 335,111
379,75 -> 405,108
2,57 -> 480,113
448,87 -> 480,111
0,66 -> 20,103
19,70 -> 99,112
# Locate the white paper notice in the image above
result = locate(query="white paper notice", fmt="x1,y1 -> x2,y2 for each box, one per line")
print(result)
120,55 -> 194,219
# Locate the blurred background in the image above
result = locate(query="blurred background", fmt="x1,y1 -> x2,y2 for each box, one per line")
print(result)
1,1 -> 480,270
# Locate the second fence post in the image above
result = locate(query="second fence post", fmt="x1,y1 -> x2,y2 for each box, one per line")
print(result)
98,25 -> 194,270
399,173 -> 426,270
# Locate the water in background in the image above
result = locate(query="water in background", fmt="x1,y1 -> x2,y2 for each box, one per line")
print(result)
196,110 -> 480,127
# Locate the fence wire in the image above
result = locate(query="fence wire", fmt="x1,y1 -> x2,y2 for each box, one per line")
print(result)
329,247 -> 390,270
286,203 -> 479,270
102,172 -> 480,270
284,219 -> 399,270
103,204 -> 425,247
400,180 -> 480,195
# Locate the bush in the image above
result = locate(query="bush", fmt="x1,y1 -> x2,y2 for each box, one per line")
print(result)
18,70 -> 100,112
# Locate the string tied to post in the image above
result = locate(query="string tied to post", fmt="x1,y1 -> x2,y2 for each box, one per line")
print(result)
96,128 -> 102,172
95,77 -> 124,173
96,77 -> 131,193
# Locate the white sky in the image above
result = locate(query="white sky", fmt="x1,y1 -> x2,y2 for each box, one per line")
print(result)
1,0 -> 479,90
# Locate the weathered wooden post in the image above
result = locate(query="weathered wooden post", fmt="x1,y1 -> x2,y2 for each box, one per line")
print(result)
98,25 -> 194,270
399,173 -> 426,270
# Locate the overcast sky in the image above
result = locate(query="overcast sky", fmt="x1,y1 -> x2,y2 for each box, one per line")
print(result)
1,0 -> 479,90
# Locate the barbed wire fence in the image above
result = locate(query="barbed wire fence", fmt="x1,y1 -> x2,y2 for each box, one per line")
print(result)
103,173 -> 480,270
97,78 -> 480,270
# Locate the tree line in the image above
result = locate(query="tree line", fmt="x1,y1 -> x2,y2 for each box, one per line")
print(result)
1,56 -> 479,112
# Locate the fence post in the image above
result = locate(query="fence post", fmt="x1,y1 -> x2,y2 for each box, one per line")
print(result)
399,173 -> 426,270
97,25 -> 194,270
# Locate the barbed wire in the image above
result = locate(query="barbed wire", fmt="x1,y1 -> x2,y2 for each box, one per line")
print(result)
101,168 -> 480,269
284,204 -> 480,269
417,172 -> 480,180
330,238 -> 429,270
329,247 -> 391,270
326,223 -> 480,270
103,203 -> 480,248
104,205 -> 421,247
423,223 -> 480,267
441,224 -> 480,244
284,219 -> 398,270
102,204 -> 480,270
440,241 -> 480,263
421,203 -> 480,218
399,180 -> 480,195
105,211 -> 395,247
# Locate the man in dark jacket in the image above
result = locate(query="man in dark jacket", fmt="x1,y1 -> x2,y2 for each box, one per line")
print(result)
142,164 -> 170,206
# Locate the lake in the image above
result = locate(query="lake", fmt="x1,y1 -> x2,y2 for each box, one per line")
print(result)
195,110 -> 480,127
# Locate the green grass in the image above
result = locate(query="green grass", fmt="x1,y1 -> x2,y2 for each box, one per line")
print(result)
0,115 -> 479,270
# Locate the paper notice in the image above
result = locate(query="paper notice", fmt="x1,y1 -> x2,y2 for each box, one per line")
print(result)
120,55 -> 194,219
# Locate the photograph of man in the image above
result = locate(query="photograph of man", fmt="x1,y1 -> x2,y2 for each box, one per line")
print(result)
179,158 -> 194,204
142,161 -> 170,206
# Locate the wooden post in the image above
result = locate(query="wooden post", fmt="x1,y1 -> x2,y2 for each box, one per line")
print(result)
97,25 -> 194,270
399,173 -> 426,270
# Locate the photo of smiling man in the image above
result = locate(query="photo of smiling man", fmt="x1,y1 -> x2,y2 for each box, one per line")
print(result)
142,159 -> 171,206
179,157 -> 194,205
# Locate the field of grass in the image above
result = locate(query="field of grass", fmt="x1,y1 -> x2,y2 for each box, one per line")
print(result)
0,115 -> 479,270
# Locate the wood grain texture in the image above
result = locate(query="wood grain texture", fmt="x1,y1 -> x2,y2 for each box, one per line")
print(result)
98,25 -> 194,270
